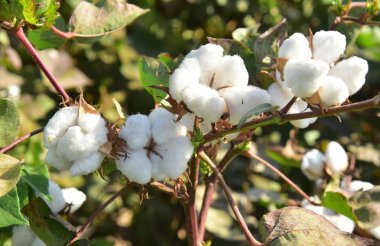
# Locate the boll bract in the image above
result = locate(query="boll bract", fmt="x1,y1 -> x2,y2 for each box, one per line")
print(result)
325,141 -> 348,173
44,106 -> 108,176
169,44 -> 271,125
116,108 -> 193,184
301,149 -> 325,180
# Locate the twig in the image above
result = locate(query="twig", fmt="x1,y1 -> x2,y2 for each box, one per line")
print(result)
198,151 -> 262,246
330,1 -> 369,30
50,25 -> 76,39
280,97 -> 297,115
244,149 -> 319,205
14,27 -> 71,102
203,94 -> 380,143
0,128 -> 44,154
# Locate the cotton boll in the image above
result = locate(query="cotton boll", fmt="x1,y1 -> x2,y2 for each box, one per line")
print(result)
212,55 -> 249,89
284,58 -> 329,98
78,113 -> 107,133
12,226 -> 36,246
278,33 -> 312,59
325,141 -> 348,173
43,180 -> 66,213
70,151 -> 105,176
179,113 -> 213,134
301,149 -> 325,180
289,108 -> 317,128
119,114 -> 151,150
169,68 -> 199,102
158,136 -> 193,179
312,30 -> 346,64
318,76 -> 349,108
45,150 -> 71,170
348,180 -> 374,193
150,152 -> 166,181
44,106 -> 79,148
268,82 -> 294,108
329,56 -> 369,95
179,58 -> 201,76
219,86 -> 271,125
368,226 -> 380,240
116,150 -> 152,184
61,187 -> 87,213
199,92 -> 226,123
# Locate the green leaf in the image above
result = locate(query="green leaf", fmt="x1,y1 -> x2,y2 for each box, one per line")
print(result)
21,164 -> 50,200
237,103 -> 276,129
0,154 -> 21,198
0,188 -> 28,228
38,0 -> 59,27
27,16 -> 66,50
0,98 -> 20,147
22,198 -> 76,246
259,206 -> 373,246
0,0 -> 37,25
322,191 -> 357,221
68,0 -> 149,43
138,56 -> 170,103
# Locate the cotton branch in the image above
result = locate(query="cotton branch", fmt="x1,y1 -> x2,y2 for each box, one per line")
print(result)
198,151 -> 262,246
0,128 -> 44,154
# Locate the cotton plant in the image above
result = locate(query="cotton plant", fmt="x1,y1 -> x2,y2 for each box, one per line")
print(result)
115,108 -> 194,184
43,104 -> 109,176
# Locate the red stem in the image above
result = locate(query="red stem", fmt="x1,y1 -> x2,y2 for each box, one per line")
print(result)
0,128 -> 44,154
50,25 -> 76,39
14,27 -> 71,102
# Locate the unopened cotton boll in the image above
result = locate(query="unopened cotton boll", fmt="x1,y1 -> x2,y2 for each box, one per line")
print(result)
70,151 -> 105,176
348,180 -> 374,193
278,32 -> 312,59
119,114 -> 151,150
169,68 -> 199,102
116,150 -> 152,184
284,58 -> 329,98
312,30 -> 346,64
318,76 -> 349,108
43,180 -> 66,213
212,55 -> 249,89
329,56 -> 369,95
325,141 -> 348,173
158,136 -> 193,179
301,149 -> 325,180
12,226 -> 36,246
61,187 -> 87,213
219,86 -> 271,124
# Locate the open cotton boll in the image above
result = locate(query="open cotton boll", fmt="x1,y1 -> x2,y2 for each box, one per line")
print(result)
12,226 -> 36,246
212,55 -> 249,89
312,30 -> 346,64
116,150 -> 152,184
119,114 -> 151,150
44,106 -> 79,148
268,82 -> 294,108
70,151 -> 105,176
179,57 -> 201,76
45,150 -> 71,170
61,187 -> 87,213
348,180 -> 374,193
43,180 -> 66,213
219,86 -> 271,125
329,56 -> 369,95
318,76 -> 349,108
301,149 -> 325,180
150,152 -> 166,181
179,113 -> 213,134
158,136 -> 193,179
278,33 -> 312,59
199,92 -> 227,123
325,141 -> 348,173
289,108 -> 317,128
169,68 -> 199,102
78,112 -> 107,133
284,58 -> 329,98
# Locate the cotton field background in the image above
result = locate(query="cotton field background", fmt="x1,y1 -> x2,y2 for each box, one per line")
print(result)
0,0 -> 380,246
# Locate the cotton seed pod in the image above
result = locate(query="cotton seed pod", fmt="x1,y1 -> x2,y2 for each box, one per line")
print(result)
329,56 -> 369,96
301,149 -> 325,180
284,58 -> 329,98
12,226 -> 36,246
116,149 -> 152,184
318,76 -> 349,108
119,114 -> 151,150
169,68 -> 199,102
212,55 -> 249,89
61,187 -> 87,213
325,141 -> 348,173
348,180 -> 374,193
219,85 -> 271,125
43,180 -> 66,213
70,151 -> 105,176
312,30 -> 346,64
278,32 -> 312,59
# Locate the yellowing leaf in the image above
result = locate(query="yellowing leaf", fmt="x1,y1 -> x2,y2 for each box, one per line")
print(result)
0,154 -> 21,198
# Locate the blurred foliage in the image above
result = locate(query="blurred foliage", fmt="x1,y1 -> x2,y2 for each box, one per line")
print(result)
0,0 -> 379,245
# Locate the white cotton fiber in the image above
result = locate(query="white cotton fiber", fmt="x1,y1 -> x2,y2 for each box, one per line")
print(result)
212,55 -> 249,89
301,149 -> 325,180
44,106 -> 79,148
179,58 -> 202,76
268,82 -> 294,108
284,58 -> 329,98
43,180 -> 66,213
318,76 -> 349,108
329,56 -> 369,95
368,227 -> 380,240
12,226 -> 36,246
61,187 -> 87,213
45,149 -> 71,170
179,113 -> 212,134
289,108 -> 317,129
150,152 -> 166,181
119,114 -> 151,150
348,180 -> 374,193
278,33 -> 312,59
325,141 -> 348,173
312,30 -> 346,64
158,136 -> 193,179
169,68 -> 199,102
78,112 -> 107,133
219,86 -> 271,124
116,150 -> 152,184
70,151 -> 105,176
